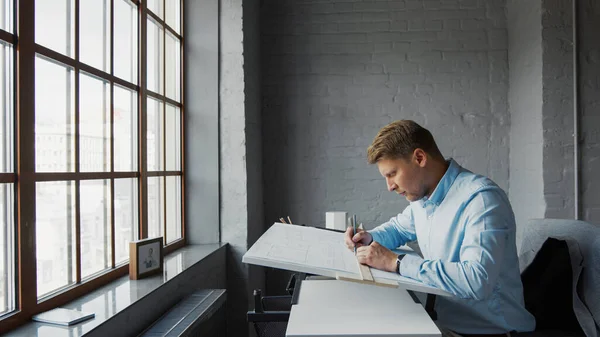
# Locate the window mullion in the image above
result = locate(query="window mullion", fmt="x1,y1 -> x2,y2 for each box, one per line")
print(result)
0,29 -> 16,45
73,0 -> 81,285
162,0 -> 166,243
110,0 -> 116,268
179,0 -> 185,240
139,0 -> 148,240
16,0 -> 37,318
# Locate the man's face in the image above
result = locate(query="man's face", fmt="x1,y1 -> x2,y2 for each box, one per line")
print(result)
376,155 -> 427,202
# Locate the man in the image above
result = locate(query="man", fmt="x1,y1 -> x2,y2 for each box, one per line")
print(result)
345,120 -> 535,337
144,247 -> 157,269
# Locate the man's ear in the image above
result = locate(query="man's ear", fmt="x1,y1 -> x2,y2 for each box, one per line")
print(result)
413,148 -> 427,167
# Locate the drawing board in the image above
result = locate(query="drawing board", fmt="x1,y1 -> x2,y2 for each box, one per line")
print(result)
243,223 -> 451,297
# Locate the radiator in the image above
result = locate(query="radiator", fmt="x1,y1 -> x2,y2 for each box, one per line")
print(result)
140,289 -> 227,337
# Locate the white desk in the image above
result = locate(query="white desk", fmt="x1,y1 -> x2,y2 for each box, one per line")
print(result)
286,280 -> 441,337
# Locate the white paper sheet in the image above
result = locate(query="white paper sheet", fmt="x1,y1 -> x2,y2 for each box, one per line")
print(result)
244,223 -> 360,277
243,223 -> 452,297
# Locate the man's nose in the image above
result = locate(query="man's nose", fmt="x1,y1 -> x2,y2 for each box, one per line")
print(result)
386,179 -> 396,192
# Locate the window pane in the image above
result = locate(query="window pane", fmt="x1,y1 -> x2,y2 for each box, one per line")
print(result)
147,98 -> 164,171
165,176 -> 181,244
114,0 -> 138,84
80,180 -> 111,279
35,56 -> 75,173
147,18 -> 163,94
147,177 -> 164,240
114,178 -> 138,265
36,181 -> 76,298
35,0 -> 74,57
80,0 -> 110,72
80,73 -> 110,172
0,183 -> 15,315
1,42 -> 13,173
0,0 -> 14,34
114,85 -> 137,172
165,104 -> 180,171
165,32 -> 180,102
165,0 -> 180,35
147,0 -> 163,20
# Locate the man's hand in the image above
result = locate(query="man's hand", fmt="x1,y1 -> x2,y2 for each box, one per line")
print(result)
345,226 -> 373,251
356,242 -> 398,272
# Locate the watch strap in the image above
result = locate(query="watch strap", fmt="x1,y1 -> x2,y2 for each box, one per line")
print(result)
395,254 -> 405,274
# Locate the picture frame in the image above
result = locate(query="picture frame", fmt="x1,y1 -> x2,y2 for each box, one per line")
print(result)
129,237 -> 163,280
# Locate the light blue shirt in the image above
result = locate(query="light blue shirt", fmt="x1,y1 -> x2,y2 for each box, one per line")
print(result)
369,159 -> 536,334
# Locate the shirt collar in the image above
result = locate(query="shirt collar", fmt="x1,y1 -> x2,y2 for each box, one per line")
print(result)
427,158 -> 461,206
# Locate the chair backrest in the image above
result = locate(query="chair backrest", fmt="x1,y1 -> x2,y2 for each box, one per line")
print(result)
519,218 -> 600,335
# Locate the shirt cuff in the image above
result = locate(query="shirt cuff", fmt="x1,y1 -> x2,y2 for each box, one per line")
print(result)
399,254 -> 424,280
368,230 -> 381,245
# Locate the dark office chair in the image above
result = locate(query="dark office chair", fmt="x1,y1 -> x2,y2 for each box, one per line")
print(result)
247,273 -> 305,337
514,219 -> 600,337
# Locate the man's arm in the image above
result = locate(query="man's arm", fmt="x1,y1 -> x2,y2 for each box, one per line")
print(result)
369,205 -> 417,249
399,189 -> 511,300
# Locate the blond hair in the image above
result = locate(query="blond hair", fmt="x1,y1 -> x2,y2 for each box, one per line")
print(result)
367,120 -> 442,164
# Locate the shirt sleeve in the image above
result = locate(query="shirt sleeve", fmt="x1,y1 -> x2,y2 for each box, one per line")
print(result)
368,205 -> 417,249
400,189 -> 512,300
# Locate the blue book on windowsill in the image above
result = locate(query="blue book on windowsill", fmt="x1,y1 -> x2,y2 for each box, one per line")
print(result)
32,307 -> 95,326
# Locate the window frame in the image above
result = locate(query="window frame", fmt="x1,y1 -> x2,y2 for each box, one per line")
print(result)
0,0 -> 185,332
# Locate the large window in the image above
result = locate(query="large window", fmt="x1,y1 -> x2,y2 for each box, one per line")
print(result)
146,0 -> 182,244
0,0 -> 184,331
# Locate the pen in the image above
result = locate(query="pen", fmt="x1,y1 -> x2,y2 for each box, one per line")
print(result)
353,214 -> 357,255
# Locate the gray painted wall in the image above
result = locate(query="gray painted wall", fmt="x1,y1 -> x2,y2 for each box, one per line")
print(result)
182,4 -> 231,332
245,0 -> 265,255
219,0 -> 250,333
218,0 -> 249,334
244,0 -> 266,336
261,0 -> 510,293
541,0 -> 575,220
506,0 -> 545,244
220,0 -> 265,336
540,0 -> 600,223
507,0 -> 600,237
184,0 -> 220,244
579,0 -> 600,222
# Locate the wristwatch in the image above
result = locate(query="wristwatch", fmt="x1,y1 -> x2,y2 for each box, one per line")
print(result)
395,254 -> 405,274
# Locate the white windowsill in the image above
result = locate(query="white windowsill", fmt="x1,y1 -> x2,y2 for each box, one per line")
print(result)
5,243 -> 227,337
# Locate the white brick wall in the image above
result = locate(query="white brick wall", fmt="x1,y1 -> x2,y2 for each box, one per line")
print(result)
579,0 -> 600,223
506,0 -> 545,245
506,0 -> 600,241
262,0 -> 510,235
219,0 -> 259,336
541,0 -> 575,219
